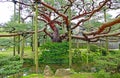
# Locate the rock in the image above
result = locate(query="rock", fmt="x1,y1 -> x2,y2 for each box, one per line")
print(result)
91,67 -> 96,72
55,68 -> 73,76
44,65 -> 54,76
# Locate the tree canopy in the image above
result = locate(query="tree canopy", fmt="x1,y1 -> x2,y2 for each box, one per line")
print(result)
0,0 -> 120,42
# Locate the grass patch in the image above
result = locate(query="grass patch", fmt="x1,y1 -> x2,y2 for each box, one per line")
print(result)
21,73 -> 94,78
21,74 -> 44,78
0,47 -> 36,58
0,48 -> 13,57
70,73 -> 93,78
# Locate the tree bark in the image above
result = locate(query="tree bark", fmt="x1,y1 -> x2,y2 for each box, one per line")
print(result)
51,32 -> 62,42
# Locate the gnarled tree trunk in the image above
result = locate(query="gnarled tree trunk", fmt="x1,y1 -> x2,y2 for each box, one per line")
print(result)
50,28 -> 62,42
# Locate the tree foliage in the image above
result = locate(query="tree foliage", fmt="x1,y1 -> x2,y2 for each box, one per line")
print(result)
0,0 -> 120,42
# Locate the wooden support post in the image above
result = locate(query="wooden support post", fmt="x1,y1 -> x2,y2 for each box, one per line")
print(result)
34,2 -> 39,73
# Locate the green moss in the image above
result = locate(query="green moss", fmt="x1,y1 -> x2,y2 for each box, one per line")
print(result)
21,74 -> 44,78
70,73 -> 93,78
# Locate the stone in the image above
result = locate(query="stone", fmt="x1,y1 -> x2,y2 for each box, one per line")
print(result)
44,65 -> 54,76
55,68 -> 73,76
91,67 -> 96,72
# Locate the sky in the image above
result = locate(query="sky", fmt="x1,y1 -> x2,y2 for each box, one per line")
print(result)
0,2 -> 14,24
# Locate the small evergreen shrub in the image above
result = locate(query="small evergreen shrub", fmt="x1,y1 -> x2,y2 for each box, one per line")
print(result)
72,49 -> 82,64
94,70 -> 110,78
9,55 -> 20,61
94,50 -> 120,72
90,44 -> 99,52
0,56 -> 23,75
39,42 -> 69,64
72,48 -> 101,64
90,44 -> 107,55
23,58 -> 34,65
111,73 -> 120,78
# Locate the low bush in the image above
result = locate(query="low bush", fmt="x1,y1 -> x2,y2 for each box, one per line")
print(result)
72,49 -> 82,64
94,70 -> 110,78
23,58 -> 34,65
90,44 -> 99,52
39,42 -> 69,64
0,56 -> 23,75
111,73 -> 120,78
72,48 -> 101,63
90,44 -> 107,55
94,50 -> 120,72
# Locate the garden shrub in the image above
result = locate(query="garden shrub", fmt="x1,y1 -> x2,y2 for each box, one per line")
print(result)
94,69 -> 110,78
72,48 -> 120,72
23,58 -> 34,65
90,44 -> 107,55
0,61 -> 23,75
9,55 -> 20,61
0,55 -> 20,66
93,50 -> 120,72
72,49 -> 82,64
72,48 -> 101,63
109,50 -> 120,54
111,73 -> 120,78
116,64 -> 120,73
72,48 -> 101,72
94,70 -> 120,78
90,44 -> 99,52
39,42 -> 69,64
101,48 -> 107,56
0,56 -> 23,75
0,54 -> 7,59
